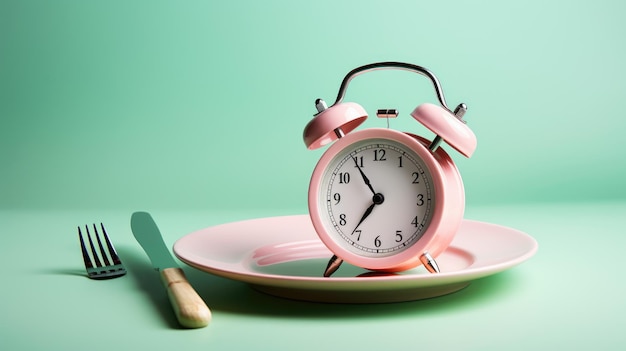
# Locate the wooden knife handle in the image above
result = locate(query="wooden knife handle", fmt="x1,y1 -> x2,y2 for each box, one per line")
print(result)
160,267 -> 212,328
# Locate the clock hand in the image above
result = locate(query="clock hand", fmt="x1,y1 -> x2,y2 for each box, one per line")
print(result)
326,192 -> 384,278
351,193 -> 385,235
352,202 -> 376,235
353,157 -> 376,195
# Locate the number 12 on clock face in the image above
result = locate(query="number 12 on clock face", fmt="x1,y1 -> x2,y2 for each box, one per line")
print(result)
323,138 -> 435,258
308,127 -> 466,273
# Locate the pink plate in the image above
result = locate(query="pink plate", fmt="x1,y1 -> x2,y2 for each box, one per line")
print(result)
174,215 -> 537,303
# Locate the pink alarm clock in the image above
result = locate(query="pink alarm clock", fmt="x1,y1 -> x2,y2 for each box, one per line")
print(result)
303,62 -> 477,277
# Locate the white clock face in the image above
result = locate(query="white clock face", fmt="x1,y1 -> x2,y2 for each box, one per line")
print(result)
319,138 -> 435,258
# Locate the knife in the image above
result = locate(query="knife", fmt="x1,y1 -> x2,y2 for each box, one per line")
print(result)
131,211 -> 211,328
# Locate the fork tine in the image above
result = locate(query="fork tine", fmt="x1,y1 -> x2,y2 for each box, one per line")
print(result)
79,222 -> 126,279
78,223 -> 126,279
93,223 -> 111,266
100,223 -> 123,265
85,225 -> 103,267
78,226 -> 94,270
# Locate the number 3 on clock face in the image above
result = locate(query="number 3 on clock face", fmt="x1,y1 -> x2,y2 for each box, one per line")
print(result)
327,138 -> 434,255
308,128 -> 464,272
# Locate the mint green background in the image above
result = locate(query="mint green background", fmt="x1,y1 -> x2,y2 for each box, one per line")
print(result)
2,1 -> 626,350
3,0 -> 626,211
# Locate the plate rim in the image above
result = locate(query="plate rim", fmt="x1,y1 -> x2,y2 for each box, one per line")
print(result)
174,215 -> 538,291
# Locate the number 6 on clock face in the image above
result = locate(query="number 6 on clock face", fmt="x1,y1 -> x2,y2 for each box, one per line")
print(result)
326,139 -> 434,255
308,128 -> 465,272
303,63 -> 477,275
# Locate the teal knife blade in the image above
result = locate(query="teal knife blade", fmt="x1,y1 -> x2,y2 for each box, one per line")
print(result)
131,211 -> 178,270
130,211 -> 211,328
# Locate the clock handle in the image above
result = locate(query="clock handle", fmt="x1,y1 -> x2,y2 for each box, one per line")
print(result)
328,62 -> 473,155
330,61 -> 457,113
304,62 -> 476,156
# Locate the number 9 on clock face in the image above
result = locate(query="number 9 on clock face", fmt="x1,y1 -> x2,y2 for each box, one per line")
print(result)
308,128 -> 462,272
326,137 -> 434,257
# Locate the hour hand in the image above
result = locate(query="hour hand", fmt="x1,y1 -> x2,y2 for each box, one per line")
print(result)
353,157 -> 376,195
352,202 -> 376,234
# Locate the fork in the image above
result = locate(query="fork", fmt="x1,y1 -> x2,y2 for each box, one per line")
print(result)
78,223 -> 127,279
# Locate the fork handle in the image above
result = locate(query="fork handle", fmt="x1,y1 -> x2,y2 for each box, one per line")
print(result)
160,267 -> 212,328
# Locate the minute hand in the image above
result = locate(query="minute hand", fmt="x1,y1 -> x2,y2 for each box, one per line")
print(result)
353,157 -> 376,195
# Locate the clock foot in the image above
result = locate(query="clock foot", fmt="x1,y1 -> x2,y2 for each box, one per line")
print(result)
323,255 -> 344,277
420,251 -> 440,273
